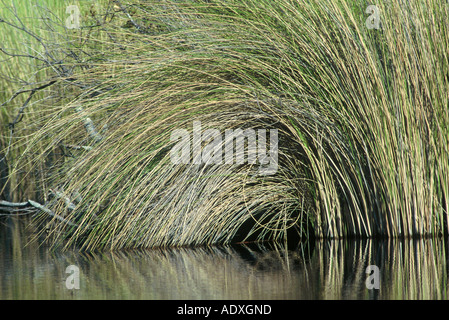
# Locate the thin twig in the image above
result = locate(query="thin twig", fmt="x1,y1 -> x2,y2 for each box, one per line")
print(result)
0,46 -> 49,63
50,189 -> 77,211
28,199 -> 79,227
0,80 -> 58,162
0,80 -> 57,110
64,144 -> 93,151
75,105 -> 103,143
113,0 -> 145,33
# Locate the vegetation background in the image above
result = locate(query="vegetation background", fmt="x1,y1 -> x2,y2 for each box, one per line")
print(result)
1,0 -> 448,251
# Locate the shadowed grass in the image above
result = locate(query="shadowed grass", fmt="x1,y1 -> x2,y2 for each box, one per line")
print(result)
4,0 -> 449,250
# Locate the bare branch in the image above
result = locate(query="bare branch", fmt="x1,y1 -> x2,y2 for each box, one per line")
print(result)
28,199 -> 79,227
50,189 -> 77,211
75,105 -> 103,143
0,46 -> 49,64
0,200 -> 29,207
0,201 -> 35,216
1,80 -> 57,130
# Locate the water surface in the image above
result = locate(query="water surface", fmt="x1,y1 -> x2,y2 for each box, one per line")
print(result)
0,216 -> 448,299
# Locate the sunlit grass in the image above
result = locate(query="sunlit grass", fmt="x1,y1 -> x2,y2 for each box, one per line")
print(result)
2,0 -> 448,250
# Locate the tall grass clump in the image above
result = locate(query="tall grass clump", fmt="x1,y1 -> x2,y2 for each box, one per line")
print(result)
5,0 -> 448,250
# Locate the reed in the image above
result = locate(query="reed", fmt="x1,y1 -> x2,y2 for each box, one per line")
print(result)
3,0 -> 448,250
0,0 -> 72,201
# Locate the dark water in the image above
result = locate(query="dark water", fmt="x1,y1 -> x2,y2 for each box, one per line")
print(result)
0,216 -> 448,299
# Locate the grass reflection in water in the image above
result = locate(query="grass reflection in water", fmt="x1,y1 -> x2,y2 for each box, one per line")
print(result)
0,217 -> 447,299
